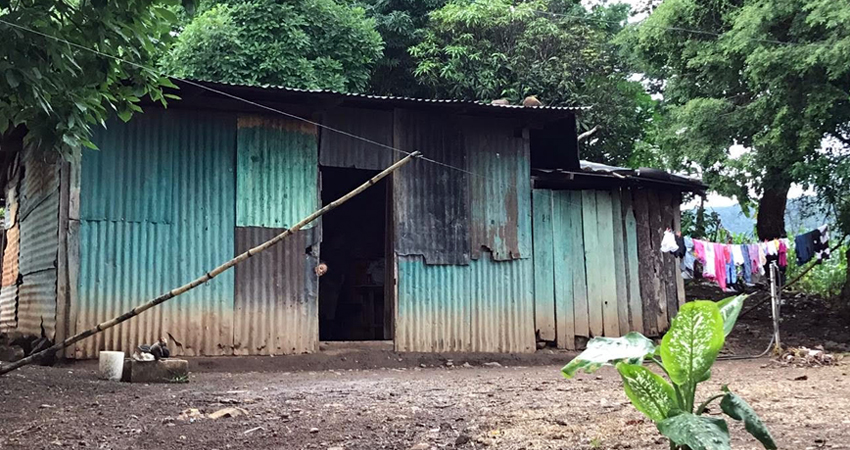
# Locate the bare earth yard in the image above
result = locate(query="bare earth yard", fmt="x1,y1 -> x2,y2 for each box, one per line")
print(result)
1,356 -> 848,450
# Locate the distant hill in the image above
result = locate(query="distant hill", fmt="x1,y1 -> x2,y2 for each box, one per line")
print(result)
688,197 -> 828,237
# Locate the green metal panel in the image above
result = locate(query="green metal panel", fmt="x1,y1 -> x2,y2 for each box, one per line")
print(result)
553,190 -> 585,345
532,189 -> 555,342
396,253 -> 535,353
580,191 -> 605,337
236,115 -> 318,229
78,108 -> 236,358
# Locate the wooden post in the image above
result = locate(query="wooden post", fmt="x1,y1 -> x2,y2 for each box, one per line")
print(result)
0,152 -> 421,376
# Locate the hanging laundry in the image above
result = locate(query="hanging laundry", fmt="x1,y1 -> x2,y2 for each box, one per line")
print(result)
681,236 -> 696,279
778,239 -> 788,268
725,244 -> 737,288
693,239 -> 706,263
749,244 -> 763,276
703,242 -> 717,279
741,245 -> 753,285
731,245 -> 745,266
795,229 -> 818,265
674,234 -> 687,258
815,225 -> 831,261
661,229 -> 679,253
713,243 -> 727,290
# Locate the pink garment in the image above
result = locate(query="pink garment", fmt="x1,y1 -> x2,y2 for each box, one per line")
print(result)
693,240 -> 706,263
714,243 -> 727,290
778,240 -> 788,267
749,244 -> 760,270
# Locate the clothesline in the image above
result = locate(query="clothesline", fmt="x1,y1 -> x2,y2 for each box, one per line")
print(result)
661,225 -> 831,292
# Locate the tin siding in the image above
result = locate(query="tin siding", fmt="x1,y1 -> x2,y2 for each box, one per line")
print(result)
466,118 -> 531,261
236,115 -> 319,229
77,109 -> 236,358
233,227 -> 319,355
319,107 -> 394,170
396,253 -> 535,353
394,110 -> 470,265
17,190 -> 60,338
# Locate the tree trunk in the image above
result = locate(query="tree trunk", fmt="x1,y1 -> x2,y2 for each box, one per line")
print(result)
756,170 -> 792,240
842,247 -> 850,301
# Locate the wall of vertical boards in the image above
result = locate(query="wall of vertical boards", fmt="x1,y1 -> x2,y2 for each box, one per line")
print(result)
532,187 -> 684,349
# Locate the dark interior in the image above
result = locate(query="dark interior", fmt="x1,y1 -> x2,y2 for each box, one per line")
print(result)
530,117 -> 579,170
318,167 -> 388,341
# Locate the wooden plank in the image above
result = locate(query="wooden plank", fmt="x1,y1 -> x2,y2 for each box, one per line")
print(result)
659,190 -> 679,321
646,189 -> 669,332
611,190 -> 630,335
555,191 -> 585,345
621,191 -> 643,334
67,155 -> 81,359
55,161 -> 71,355
632,189 -> 660,336
672,194 -> 686,308
594,190 -> 620,337
532,189 -> 556,342
581,191 -> 605,337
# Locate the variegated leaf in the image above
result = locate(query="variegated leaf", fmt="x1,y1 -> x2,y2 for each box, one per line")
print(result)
661,301 -> 725,386
616,362 -> 679,422
561,332 -> 656,378
717,294 -> 747,337
657,413 -> 731,450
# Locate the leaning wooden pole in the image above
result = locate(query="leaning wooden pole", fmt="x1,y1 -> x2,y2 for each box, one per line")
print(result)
0,151 -> 421,376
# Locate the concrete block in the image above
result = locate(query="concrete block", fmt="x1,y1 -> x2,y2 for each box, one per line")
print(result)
126,359 -> 189,383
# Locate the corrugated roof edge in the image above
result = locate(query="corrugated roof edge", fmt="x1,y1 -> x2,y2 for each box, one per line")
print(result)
532,160 -> 707,193
178,78 -> 589,112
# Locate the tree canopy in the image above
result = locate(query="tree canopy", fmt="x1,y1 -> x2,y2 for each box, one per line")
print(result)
408,0 -> 656,166
623,0 -> 850,239
0,0 -> 180,160
163,0 -> 384,92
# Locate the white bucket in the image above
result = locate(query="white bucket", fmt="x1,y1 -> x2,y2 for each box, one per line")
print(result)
98,351 -> 125,381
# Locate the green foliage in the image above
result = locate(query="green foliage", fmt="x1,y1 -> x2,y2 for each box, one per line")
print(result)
562,295 -> 777,450
786,242 -> 848,299
357,0 -> 447,96
410,0 -> 657,166
163,0 -> 384,92
622,0 -> 850,238
0,0 -> 182,156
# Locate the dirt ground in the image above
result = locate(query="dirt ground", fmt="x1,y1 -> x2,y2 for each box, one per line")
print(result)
1,285 -> 849,450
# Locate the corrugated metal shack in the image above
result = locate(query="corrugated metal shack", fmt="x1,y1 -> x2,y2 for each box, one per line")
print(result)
0,80 -> 704,357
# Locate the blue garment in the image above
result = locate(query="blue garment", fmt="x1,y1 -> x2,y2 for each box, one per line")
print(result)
726,260 -> 737,286
681,236 -> 696,279
741,244 -> 752,284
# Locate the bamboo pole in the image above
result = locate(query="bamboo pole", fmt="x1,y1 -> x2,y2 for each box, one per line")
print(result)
0,151 -> 421,376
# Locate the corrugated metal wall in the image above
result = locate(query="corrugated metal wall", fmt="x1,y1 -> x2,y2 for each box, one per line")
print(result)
465,118 -> 531,261
76,109 -> 236,358
236,115 -> 318,229
393,110 -> 470,265
396,253 -> 534,353
319,108 -> 394,171
0,184 -> 19,331
233,227 -> 319,355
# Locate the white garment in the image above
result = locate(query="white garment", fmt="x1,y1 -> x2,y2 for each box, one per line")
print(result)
731,245 -> 745,266
758,244 -> 767,274
661,230 -> 679,253
766,240 -> 778,256
703,243 -> 717,278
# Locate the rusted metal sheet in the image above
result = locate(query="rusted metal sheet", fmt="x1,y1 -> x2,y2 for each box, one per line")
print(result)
319,107 -> 394,170
465,118 -> 531,261
395,253 -> 535,353
80,112 -> 176,223
233,227 -> 319,355
2,224 -> 19,287
0,285 -> 17,331
393,110 -> 470,265
236,115 -> 318,229
76,109 -> 236,358
19,147 -> 60,221
17,189 -> 60,339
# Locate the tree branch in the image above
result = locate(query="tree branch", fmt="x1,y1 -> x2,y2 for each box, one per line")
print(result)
577,125 -> 600,142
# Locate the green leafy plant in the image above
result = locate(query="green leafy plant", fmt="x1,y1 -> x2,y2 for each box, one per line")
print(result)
562,295 -> 777,450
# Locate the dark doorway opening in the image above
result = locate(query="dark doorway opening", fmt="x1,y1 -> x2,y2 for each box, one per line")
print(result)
319,166 -> 390,341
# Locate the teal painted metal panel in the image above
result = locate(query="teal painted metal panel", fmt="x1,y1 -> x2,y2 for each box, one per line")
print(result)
236,115 -> 318,229
553,190 -> 585,346
77,109 -> 236,358
396,253 -> 535,353
80,113 -> 174,223
580,191 -> 604,337
532,190 -> 555,342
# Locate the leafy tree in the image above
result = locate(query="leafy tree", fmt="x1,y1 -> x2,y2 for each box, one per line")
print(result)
0,0 -> 181,160
163,0 -> 384,93
358,0 -> 447,97
623,0 -> 850,240
409,0 -> 657,166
